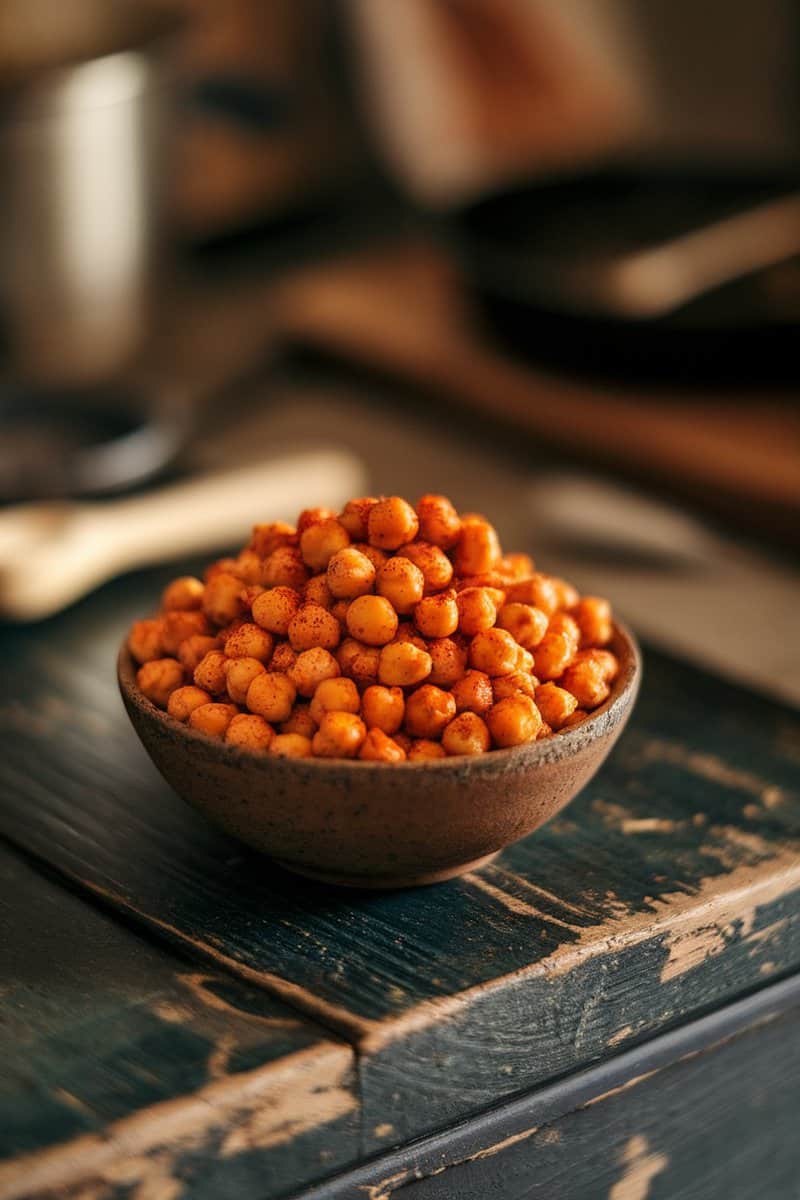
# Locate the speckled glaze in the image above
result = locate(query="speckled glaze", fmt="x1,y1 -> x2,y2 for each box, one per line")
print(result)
118,624 -> 640,888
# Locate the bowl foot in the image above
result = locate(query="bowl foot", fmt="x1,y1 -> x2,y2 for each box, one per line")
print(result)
274,851 -> 501,890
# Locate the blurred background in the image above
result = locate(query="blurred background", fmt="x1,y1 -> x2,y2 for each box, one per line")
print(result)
1,0 -> 798,699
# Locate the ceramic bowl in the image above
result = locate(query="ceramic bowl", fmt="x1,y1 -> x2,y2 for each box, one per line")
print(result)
118,623 -> 640,889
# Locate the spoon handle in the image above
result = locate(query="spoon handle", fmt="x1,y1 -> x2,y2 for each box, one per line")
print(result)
0,449 -> 367,621
101,449 -> 367,569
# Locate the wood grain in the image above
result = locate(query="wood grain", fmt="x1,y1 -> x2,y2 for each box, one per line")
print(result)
299,976 -> 800,1200
0,846 -> 358,1200
393,1013 -> 800,1200
1,565 -> 799,1151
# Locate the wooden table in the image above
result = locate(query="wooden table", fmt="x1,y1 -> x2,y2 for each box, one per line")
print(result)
1,381 -> 799,1200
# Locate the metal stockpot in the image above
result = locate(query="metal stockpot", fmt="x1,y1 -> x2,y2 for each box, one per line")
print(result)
0,0 -> 178,386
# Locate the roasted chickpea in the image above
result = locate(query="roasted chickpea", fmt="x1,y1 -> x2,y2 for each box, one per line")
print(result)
281,703 -> 317,738
351,542 -> 389,572
250,521 -> 296,557
392,625 -> 428,650
288,647 -> 340,697
162,610 -> 211,656
270,642 -> 298,674
299,518 -> 350,573
456,587 -> 497,636
204,557 -> 238,583
234,550 -> 264,585
560,660 -> 609,709
309,677 -> 360,725
414,591 -> 459,638
270,733 -> 312,758
262,546 -> 309,591
246,672 -> 297,723
339,497 -> 378,540
394,732 -> 413,755
537,721 -> 553,740
453,516 -> 501,576
454,573 -> 507,598
487,695 -> 541,747
498,553 -> 534,580
427,637 -> 468,687
224,656 -> 267,705
551,576 -> 580,610
337,638 -> 381,688
251,586 -> 301,636
492,671 -> 537,701
189,702 -> 238,739
217,618 -> 246,648
534,682 -> 578,729
241,584 -> 265,610
571,597 -> 613,647
367,496 -> 419,550
346,595 -> 398,646
504,574 -> 559,616
496,603 -> 548,650
223,622 -> 274,662
593,650 -> 620,681
178,634 -> 221,674
378,641 -> 432,688
415,494 -> 461,549
338,633 -> 367,672
225,713 -> 274,752
193,650 -> 228,695
128,618 -> 164,664
304,574 -> 334,609
450,669 -> 494,715
297,507 -> 336,535
533,632 -> 576,681
312,712 -> 366,759
515,646 -> 536,674
469,628 -> 519,676
202,572 -> 246,627
377,557 -> 425,614
162,576 -> 204,612
442,712 -> 491,756
397,542 -> 453,593
407,739 -> 446,761
167,685 -> 212,722
560,649 -> 618,708
547,612 -> 581,651
288,604 -> 341,652
359,728 -> 407,762
361,685 -> 405,734
331,600 -> 350,631
327,547 -> 376,599
561,708 -> 589,730
404,685 -> 456,739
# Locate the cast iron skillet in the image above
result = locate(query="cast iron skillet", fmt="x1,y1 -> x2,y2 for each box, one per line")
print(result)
449,167 -> 800,386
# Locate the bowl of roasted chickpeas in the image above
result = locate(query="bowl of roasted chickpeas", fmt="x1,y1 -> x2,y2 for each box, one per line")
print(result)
119,493 -> 639,888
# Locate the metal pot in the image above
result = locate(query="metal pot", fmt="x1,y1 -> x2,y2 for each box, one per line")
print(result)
0,0 -> 179,386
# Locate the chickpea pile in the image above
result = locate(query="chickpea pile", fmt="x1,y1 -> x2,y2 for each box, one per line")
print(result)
129,495 -> 619,761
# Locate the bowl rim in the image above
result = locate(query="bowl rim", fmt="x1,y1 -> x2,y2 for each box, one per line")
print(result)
118,621 -> 640,771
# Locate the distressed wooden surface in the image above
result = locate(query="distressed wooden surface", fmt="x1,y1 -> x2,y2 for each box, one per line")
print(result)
1,565 -> 799,1154
0,846 -> 358,1200
301,975 -> 800,1200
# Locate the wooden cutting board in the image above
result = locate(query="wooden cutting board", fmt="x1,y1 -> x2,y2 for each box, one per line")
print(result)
272,241 -> 800,544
